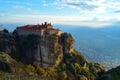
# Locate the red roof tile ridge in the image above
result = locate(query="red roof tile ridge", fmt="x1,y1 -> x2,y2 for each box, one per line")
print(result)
17,25 -> 57,31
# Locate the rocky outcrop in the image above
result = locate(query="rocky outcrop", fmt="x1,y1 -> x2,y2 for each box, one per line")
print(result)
0,33 -> 17,58
0,52 -> 21,73
0,28 -> 75,68
17,32 -> 74,67
60,33 -> 74,54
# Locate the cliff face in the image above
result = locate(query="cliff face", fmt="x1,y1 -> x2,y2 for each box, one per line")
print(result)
17,33 -> 74,67
0,28 -> 74,68
60,33 -> 74,54
0,33 -> 17,58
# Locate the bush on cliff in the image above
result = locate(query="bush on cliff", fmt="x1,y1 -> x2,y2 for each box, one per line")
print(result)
25,64 -> 35,75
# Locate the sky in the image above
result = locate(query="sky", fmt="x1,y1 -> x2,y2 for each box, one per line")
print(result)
0,0 -> 120,27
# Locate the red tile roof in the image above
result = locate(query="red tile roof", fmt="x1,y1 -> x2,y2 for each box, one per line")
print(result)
17,25 -> 54,31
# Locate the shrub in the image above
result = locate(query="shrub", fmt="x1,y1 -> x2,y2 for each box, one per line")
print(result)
25,64 -> 35,75
58,71 -> 67,80
36,67 -> 46,76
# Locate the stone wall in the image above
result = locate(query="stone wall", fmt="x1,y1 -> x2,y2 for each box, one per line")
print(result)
16,29 -> 41,36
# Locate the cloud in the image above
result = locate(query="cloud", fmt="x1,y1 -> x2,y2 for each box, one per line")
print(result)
0,15 -> 112,27
43,0 -> 120,14
51,0 -> 106,12
115,10 -> 120,13
0,14 -> 9,17
27,8 -> 40,14
42,3 -> 49,7
12,6 -> 24,9
66,2 -> 98,10
1,0 -> 120,27
6,0 -> 35,6
59,21 -> 111,28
